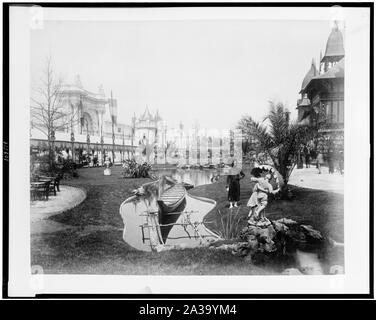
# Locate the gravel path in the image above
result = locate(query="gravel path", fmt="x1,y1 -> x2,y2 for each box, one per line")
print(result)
30,185 -> 86,234
289,167 -> 344,194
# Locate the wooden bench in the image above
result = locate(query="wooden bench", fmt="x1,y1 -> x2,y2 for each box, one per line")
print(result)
38,175 -> 61,195
30,181 -> 50,201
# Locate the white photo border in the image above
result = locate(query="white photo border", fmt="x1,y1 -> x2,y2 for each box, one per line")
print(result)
4,3 -> 373,297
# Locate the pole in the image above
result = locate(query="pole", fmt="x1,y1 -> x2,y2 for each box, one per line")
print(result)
111,90 -> 115,163
122,131 -> 125,162
131,114 -> 135,157
71,132 -> 75,162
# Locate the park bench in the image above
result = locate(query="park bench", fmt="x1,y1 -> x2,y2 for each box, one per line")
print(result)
38,175 -> 61,196
30,181 -> 50,201
30,174 -> 61,201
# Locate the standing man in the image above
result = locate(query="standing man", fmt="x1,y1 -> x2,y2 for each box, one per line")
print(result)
303,145 -> 310,168
328,148 -> 335,174
316,152 -> 324,174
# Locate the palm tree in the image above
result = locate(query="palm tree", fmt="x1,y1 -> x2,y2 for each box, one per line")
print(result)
238,101 -> 313,198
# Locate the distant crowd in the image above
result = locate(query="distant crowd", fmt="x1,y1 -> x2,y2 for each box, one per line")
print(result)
299,144 -> 344,175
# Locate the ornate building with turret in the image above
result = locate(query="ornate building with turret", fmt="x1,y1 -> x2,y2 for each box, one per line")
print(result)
297,22 -> 344,154
30,74 -> 167,165
134,105 -> 163,145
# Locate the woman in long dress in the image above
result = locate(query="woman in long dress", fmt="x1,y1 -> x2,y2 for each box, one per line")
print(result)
226,169 -> 245,208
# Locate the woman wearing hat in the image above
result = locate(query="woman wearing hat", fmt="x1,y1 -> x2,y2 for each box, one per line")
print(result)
225,160 -> 245,208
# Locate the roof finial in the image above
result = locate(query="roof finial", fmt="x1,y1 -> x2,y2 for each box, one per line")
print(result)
333,20 -> 339,30
311,58 -> 317,76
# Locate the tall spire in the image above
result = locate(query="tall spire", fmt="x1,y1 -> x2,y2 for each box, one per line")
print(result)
333,20 -> 339,31
140,104 -> 153,121
322,22 -> 344,62
319,51 -> 323,74
311,58 -> 317,75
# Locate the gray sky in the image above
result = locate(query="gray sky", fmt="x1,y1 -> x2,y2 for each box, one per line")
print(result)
31,19 -> 334,129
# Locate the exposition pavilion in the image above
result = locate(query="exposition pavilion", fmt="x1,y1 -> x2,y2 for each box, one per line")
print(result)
30,75 -> 163,165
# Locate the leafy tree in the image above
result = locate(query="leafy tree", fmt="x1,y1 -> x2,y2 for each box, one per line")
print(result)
238,101 -> 314,198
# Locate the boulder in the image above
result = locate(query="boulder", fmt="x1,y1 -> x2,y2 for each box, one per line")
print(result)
260,239 -> 276,253
276,218 -> 297,226
230,217 -> 324,265
272,221 -> 289,233
300,225 -> 324,241
247,239 -> 259,251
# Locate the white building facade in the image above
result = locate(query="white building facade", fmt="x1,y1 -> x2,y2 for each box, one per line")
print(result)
30,76 -> 134,165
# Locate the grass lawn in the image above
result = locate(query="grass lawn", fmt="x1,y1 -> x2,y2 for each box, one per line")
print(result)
31,166 -> 278,275
189,171 -> 344,243
31,166 -> 343,275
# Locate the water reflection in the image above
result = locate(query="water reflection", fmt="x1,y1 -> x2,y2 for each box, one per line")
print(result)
151,168 -> 218,187
120,169 -> 218,252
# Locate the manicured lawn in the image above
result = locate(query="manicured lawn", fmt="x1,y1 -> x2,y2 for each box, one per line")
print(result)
31,229 -> 276,275
189,171 -> 344,243
31,166 -> 343,275
50,166 -> 152,227
31,166 -> 278,275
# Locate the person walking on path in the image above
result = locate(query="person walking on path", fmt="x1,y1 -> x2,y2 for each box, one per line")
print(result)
338,149 -> 344,175
328,148 -> 335,174
316,152 -> 324,174
303,145 -> 310,168
310,149 -> 317,169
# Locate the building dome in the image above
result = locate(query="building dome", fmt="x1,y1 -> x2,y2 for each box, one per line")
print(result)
301,59 -> 318,91
322,23 -> 344,61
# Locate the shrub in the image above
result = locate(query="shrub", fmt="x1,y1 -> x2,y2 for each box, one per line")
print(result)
60,159 -> 79,178
207,207 -> 243,240
122,159 -> 152,178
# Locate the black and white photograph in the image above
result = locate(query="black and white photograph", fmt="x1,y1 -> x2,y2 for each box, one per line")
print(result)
3,3 -> 373,298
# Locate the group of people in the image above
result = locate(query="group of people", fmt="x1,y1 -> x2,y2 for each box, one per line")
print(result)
301,145 -> 344,175
225,162 -> 279,223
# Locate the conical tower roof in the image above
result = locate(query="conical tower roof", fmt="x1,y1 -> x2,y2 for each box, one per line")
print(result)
301,59 -> 318,91
140,105 -> 153,121
322,22 -> 344,62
